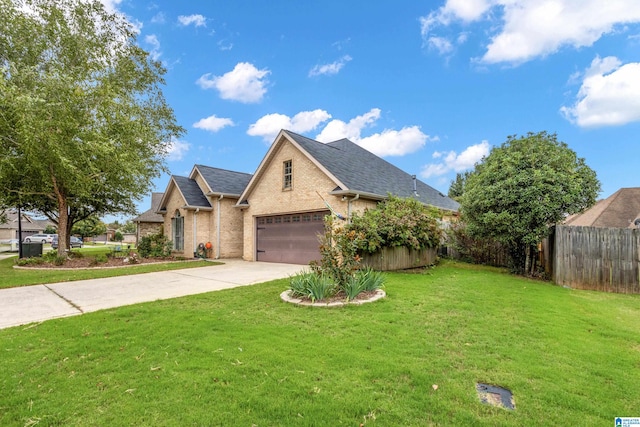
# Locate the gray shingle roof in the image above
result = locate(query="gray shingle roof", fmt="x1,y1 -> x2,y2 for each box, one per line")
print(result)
285,131 -> 460,212
173,176 -> 211,208
195,165 -> 252,195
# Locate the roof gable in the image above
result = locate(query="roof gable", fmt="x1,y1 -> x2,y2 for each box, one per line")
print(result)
192,165 -> 252,196
237,130 -> 346,204
565,188 -> 640,228
159,176 -> 212,212
133,192 -> 164,223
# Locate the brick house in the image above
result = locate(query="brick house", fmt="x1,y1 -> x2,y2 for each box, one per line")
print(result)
132,192 -> 165,245
157,130 -> 459,264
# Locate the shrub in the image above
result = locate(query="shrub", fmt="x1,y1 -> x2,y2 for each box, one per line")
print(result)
356,267 -> 385,292
341,268 -> 385,301
348,195 -> 442,254
289,271 -> 336,302
91,253 -> 108,265
310,215 -> 362,289
291,216 -> 386,302
15,257 -> 44,266
137,233 -> 173,258
42,251 -> 66,266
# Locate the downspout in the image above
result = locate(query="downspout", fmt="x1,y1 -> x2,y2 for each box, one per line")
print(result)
216,195 -> 223,259
193,208 -> 200,257
347,193 -> 360,222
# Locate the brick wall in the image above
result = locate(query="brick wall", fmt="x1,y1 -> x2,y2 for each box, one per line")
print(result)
240,139 -> 376,261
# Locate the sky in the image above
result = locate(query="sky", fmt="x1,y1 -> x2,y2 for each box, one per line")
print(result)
103,0 -> 640,219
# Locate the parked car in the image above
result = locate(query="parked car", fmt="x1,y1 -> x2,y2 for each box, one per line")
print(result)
24,234 -> 56,243
51,236 -> 83,249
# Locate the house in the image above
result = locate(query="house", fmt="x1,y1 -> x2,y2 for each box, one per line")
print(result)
0,209 -> 55,241
133,192 -> 165,244
564,187 -> 640,229
158,165 -> 253,258
157,130 -> 460,264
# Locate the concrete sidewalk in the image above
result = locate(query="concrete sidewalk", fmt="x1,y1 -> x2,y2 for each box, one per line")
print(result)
0,259 -> 303,330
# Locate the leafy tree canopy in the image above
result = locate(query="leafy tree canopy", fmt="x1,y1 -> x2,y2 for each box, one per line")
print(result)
43,225 -> 57,234
0,0 -> 183,254
72,216 -> 106,239
448,171 -> 473,201
460,131 -> 600,273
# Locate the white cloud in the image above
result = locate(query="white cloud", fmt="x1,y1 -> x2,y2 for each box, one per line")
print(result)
316,109 -> 381,142
178,14 -> 206,27
309,55 -> 352,77
358,127 -> 432,157
561,56 -> 640,127
427,36 -> 454,55
248,108 -> 435,156
196,62 -> 270,103
316,109 -> 433,157
167,139 -> 190,161
421,0 -> 640,64
247,110 -> 332,142
151,12 -> 165,24
420,141 -> 489,178
193,115 -> 235,132
144,34 -> 161,60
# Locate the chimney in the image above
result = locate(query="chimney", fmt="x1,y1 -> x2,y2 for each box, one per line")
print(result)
412,175 -> 419,197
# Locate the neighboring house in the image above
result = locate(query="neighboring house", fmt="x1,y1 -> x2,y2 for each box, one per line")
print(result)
157,129 -> 460,264
133,192 -> 165,244
564,187 -> 640,229
0,209 -> 55,241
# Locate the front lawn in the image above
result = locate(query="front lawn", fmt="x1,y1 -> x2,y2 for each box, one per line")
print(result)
1,261 -> 638,425
0,252 -> 215,289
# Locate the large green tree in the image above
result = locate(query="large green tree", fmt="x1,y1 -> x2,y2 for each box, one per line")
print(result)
448,171 -> 472,201
460,132 -> 600,275
71,217 -> 106,241
0,0 -> 183,254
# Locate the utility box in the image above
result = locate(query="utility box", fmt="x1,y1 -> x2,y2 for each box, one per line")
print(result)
21,242 -> 43,258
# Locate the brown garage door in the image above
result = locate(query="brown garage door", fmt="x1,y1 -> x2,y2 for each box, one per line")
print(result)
256,211 -> 329,264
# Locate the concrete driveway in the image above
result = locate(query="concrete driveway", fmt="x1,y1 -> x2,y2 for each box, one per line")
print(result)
0,259 -> 303,330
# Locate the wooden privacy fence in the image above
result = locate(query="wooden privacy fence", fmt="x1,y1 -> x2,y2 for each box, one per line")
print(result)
553,225 -> 640,293
361,246 -> 437,271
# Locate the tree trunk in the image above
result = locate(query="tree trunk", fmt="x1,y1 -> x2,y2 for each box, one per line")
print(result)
52,175 -> 69,256
524,245 -> 531,277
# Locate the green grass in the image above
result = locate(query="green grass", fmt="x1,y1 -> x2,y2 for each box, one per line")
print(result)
1,260 -> 639,426
0,253 -> 216,289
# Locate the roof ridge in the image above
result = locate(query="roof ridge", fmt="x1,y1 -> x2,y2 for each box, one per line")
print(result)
194,164 -> 253,176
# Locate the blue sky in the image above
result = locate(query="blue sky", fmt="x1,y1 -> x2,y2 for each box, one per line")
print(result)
105,0 -> 640,218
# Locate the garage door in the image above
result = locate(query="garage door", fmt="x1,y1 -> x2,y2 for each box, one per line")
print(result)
256,211 -> 329,264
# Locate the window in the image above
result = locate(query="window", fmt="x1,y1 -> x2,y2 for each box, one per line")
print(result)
292,215 -> 301,222
172,210 -> 184,251
283,160 -> 292,190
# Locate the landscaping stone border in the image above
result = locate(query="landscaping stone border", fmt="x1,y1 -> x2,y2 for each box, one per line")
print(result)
280,289 -> 386,307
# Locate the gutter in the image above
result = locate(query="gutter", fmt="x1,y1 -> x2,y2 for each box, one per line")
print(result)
347,193 -> 360,222
193,208 -> 199,257
216,195 -> 223,259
